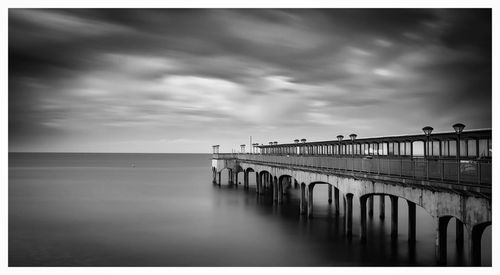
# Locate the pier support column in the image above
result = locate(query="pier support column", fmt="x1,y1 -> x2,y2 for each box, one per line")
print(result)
244,172 -> 249,189
218,172 -> 221,186
334,188 -> 340,216
228,170 -> 233,185
345,194 -> 353,238
259,176 -> 265,195
328,185 -> 332,204
278,180 -> 283,205
256,173 -> 260,194
436,216 -> 451,266
307,184 -> 314,218
300,183 -> 306,215
390,195 -> 398,239
408,201 -> 416,243
360,196 -> 367,243
456,219 -> 464,252
273,178 -> 278,203
212,169 -> 216,184
294,179 -> 298,189
469,230 -> 481,266
469,223 -> 490,266
236,172 -> 239,185
379,195 -> 385,219
368,196 -> 374,218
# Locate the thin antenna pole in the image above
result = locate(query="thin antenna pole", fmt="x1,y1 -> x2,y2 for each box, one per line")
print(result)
250,136 -> 252,154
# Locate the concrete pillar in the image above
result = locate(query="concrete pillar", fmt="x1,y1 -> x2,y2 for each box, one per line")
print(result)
300,184 -> 306,215
256,173 -> 260,194
390,195 -> 398,239
307,184 -> 314,218
436,216 -> 451,266
360,196 -> 367,243
456,219 -> 464,252
273,178 -> 278,202
408,201 -> 416,243
379,195 -> 385,219
278,180 -> 283,205
328,185 -> 333,204
346,194 -> 353,238
470,230 -> 481,266
234,172 -> 238,188
334,188 -> 340,216
259,175 -> 264,195
244,172 -> 249,188
368,196 -> 374,218
218,172 -> 221,186
469,223 -> 489,266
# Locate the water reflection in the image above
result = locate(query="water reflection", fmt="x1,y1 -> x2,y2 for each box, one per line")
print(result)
9,153 -> 491,266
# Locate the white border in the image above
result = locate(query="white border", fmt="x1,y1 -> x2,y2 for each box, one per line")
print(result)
2,1 -> 498,275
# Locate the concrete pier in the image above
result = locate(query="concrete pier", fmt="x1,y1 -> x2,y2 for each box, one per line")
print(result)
346,194 -> 353,238
390,195 -> 398,239
379,195 -> 385,219
328,185 -> 332,204
307,185 -> 314,218
360,196 -> 367,242
300,183 -> 306,214
212,127 -> 492,266
408,201 -> 416,243
368,196 -> 374,218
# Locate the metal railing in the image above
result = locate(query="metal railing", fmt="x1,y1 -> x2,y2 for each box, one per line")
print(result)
213,153 -> 491,186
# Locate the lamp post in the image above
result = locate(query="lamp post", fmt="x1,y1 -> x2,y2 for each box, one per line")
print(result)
337,135 -> 344,155
453,123 -> 465,183
337,135 -> 344,171
422,126 -> 433,180
349,134 -> 357,172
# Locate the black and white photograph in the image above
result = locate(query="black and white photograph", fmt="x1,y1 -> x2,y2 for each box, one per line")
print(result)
6,2 -> 495,269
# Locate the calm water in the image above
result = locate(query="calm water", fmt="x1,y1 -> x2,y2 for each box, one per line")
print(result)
8,153 -> 491,266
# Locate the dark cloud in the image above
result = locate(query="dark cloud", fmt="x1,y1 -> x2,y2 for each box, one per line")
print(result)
8,9 -> 492,152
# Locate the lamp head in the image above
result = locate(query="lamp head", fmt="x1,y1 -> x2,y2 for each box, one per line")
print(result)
337,135 -> 344,141
349,133 -> 357,141
422,126 -> 433,136
452,123 -> 465,134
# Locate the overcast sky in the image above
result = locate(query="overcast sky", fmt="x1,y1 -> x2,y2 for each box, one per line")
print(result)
9,9 -> 491,153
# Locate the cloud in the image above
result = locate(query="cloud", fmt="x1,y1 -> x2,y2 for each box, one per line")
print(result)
8,9 -> 491,152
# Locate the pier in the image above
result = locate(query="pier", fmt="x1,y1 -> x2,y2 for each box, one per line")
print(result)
211,125 -> 491,266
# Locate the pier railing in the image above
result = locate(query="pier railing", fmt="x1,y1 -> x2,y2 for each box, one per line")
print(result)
213,153 -> 491,187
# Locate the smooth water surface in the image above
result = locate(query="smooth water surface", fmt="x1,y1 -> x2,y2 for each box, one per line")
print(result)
8,153 -> 491,266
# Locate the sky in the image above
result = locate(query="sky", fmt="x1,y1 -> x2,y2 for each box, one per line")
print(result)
8,9 -> 491,153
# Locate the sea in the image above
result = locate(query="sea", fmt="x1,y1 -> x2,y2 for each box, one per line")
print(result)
8,153 -> 492,266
